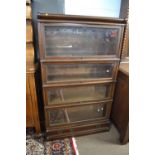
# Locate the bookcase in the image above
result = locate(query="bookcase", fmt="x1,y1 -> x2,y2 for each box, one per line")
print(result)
37,14 -> 126,139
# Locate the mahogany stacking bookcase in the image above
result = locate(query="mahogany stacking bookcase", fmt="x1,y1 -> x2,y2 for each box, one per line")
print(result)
37,14 -> 126,140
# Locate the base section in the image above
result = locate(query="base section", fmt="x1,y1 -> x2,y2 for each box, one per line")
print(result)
45,119 -> 111,140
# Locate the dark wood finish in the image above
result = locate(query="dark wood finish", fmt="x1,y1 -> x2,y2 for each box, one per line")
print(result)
37,14 -> 126,139
111,63 -> 129,144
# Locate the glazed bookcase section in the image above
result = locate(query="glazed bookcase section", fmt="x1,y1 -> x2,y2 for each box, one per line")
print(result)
46,102 -> 110,126
46,120 -> 111,140
42,62 -> 118,84
44,83 -> 114,106
39,24 -> 124,59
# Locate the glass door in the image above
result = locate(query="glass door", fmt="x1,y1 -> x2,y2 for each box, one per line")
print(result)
43,63 -> 115,83
43,25 -> 122,58
48,103 -> 108,126
45,83 -> 113,105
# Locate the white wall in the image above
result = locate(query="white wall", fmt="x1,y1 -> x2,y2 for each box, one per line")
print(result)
65,0 -> 121,18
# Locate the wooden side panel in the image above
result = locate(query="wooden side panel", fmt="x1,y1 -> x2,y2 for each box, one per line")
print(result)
26,5 -> 32,19
121,23 -> 129,59
26,22 -> 33,43
26,43 -> 34,64
111,71 -> 129,144
26,73 -> 40,133
26,77 -> 34,127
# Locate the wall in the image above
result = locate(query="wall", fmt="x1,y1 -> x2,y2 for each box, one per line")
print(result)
65,0 -> 121,17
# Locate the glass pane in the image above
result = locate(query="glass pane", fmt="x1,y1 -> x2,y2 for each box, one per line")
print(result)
48,104 -> 106,125
49,109 -> 67,124
44,26 -> 120,57
46,63 -> 114,83
47,84 -> 110,105
68,104 -> 106,122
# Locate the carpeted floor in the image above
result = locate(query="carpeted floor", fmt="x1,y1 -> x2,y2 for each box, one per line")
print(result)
26,124 -> 128,155
26,136 -> 79,155
76,124 -> 129,155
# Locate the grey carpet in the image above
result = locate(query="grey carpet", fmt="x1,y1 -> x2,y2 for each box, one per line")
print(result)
76,124 -> 129,155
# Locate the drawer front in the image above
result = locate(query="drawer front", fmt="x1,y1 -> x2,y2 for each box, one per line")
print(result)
42,62 -> 117,83
44,83 -> 114,106
40,24 -> 123,58
46,103 -> 110,126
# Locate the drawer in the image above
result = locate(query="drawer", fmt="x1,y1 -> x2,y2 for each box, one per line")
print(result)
26,5 -> 31,19
45,102 -> 111,127
43,83 -> 114,106
42,62 -> 118,83
26,22 -> 33,43
39,24 -> 124,59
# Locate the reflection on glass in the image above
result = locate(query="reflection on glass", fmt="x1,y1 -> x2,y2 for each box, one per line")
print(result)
49,109 -> 67,124
44,26 -> 120,56
46,63 -> 114,82
47,84 -> 109,105
49,104 -> 106,125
